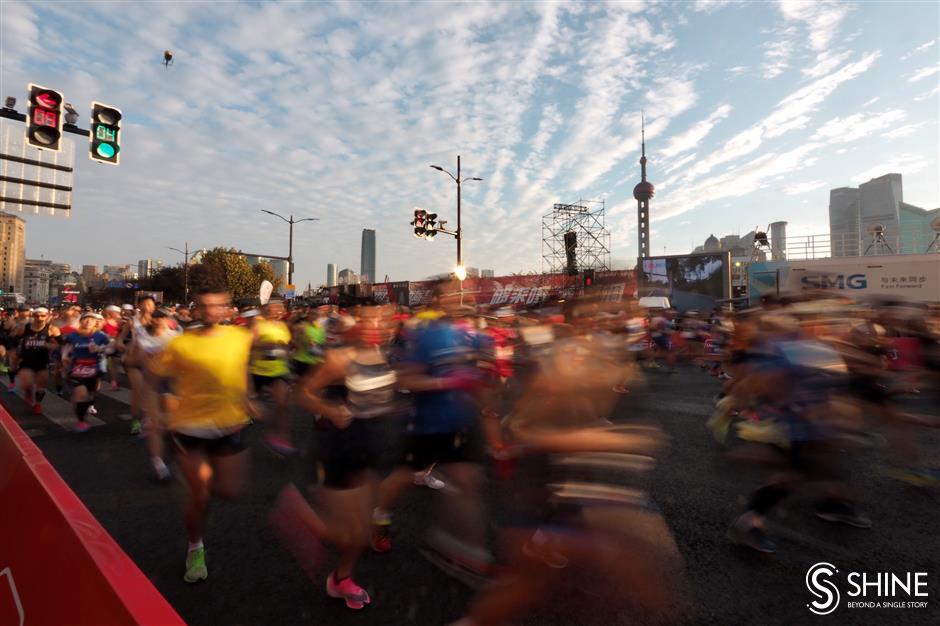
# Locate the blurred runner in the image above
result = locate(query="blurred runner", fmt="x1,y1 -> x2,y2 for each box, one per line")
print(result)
150,287 -> 255,583
12,307 -> 60,414
249,298 -> 294,454
61,312 -> 109,432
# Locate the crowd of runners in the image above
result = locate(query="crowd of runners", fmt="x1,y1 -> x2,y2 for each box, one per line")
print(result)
2,284 -> 938,624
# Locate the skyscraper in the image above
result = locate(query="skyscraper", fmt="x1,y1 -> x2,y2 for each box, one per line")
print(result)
633,115 -> 655,259
360,229 -> 376,284
0,212 -> 26,292
326,263 -> 338,287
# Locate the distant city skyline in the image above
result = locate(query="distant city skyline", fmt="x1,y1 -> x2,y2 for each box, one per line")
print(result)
2,1 -> 937,286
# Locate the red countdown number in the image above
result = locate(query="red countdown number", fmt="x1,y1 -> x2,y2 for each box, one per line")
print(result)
32,108 -> 58,127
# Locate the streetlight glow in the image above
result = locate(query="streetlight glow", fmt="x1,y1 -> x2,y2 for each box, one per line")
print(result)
454,265 -> 467,281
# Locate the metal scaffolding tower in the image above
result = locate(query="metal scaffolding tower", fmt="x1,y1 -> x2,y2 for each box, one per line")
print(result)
541,199 -> 610,274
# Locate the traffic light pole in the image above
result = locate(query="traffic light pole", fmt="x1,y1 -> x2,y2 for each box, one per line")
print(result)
0,107 -> 91,137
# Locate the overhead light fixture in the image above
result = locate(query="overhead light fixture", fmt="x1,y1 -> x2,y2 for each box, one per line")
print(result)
3,97 -> 15,109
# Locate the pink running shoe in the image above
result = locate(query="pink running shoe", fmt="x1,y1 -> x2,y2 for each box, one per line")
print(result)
73,421 -> 91,433
326,572 -> 371,609
110,380 -> 119,391
264,434 -> 297,456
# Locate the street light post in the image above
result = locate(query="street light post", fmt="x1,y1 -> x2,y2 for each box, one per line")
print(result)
260,210 -> 319,288
430,155 -> 482,276
166,242 -> 194,302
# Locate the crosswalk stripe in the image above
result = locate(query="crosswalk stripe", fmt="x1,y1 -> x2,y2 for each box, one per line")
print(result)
100,386 -> 132,405
13,388 -> 105,429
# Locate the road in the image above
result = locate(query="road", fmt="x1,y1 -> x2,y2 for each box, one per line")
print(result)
5,366 -> 938,626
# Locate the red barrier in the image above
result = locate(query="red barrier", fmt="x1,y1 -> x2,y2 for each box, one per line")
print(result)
0,409 -> 184,626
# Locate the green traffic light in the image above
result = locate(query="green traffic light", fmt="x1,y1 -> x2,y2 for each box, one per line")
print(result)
96,143 -> 116,159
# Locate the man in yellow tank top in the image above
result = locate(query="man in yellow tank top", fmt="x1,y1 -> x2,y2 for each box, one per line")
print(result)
250,297 -> 294,454
149,287 -> 255,584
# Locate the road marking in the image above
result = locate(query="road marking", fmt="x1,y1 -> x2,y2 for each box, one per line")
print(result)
100,386 -> 132,405
13,388 -> 105,429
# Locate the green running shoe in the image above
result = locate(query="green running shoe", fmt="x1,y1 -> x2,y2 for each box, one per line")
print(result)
184,547 -> 207,583
130,418 -> 142,436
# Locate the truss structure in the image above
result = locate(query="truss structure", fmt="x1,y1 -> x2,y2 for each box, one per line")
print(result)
541,199 -> 610,274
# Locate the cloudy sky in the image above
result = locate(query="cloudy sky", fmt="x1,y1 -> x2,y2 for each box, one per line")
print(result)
2,0 -> 938,287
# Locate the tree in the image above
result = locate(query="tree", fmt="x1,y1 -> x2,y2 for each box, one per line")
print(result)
252,260 -> 283,294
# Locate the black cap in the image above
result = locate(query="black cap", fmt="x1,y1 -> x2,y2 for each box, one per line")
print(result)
16,304 -> 29,312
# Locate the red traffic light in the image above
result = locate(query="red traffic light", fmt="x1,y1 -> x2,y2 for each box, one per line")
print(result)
26,83 -> 64,151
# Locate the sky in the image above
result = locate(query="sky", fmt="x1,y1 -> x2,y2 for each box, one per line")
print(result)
1,0 -> 938,288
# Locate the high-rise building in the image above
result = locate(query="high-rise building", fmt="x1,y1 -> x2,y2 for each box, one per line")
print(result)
138,258 -> 162,279
338,268 -> 360,285
81,265 -> 99,284
24,259 -> 52,303
327,263 -> 338,287
360,229 -> 376,284
829,174 -> 938,256
0,212 -> 26,293
481,269 -> 495,278
245,255 -> 289,286
103,264 -> 135,280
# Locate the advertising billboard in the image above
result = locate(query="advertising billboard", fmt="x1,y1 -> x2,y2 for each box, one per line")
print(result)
638,253 -> 731,312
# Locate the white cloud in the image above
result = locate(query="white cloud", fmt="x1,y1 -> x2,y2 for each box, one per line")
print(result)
863,96 -> 880,107
901,39 -> 936,60
914,86 -> 940,101
908,66 -> 939,83
777,0 -> 850,51
727,65 -> 748,76
813,109 -> 906,143
762,39 -> 793,79
659,104 -> 731,159
692,0 -> 733,12
802,50 -> 851,78
882,123 -> 927,140
782,180 -> 827,195
853,154 -> 927,183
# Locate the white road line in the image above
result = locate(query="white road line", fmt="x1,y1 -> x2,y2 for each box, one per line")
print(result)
100,386 -> 132,405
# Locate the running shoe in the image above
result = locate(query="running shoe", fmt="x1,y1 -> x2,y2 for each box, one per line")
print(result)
326,572 -> 371,609
130,418 -> 142,436
815,505 -> 872,529
73,421 -> 91,433
264,434 -> 297,456
31,403 -> 42,415
414,470 -> 445,490
88,405 -> 97,416
184,547 -> 208,583
110,380 -> 119,392
727,523 -> 777,553
6,383 -> 16,393
612,384 -> 629,394
371,521 -> 391,553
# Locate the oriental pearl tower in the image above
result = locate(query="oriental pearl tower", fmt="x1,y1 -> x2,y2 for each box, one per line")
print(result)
633,114 -> 655,259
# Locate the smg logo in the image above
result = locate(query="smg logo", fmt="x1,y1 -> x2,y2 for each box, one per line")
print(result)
807,562 -> 841,615
800,274 -> 868,290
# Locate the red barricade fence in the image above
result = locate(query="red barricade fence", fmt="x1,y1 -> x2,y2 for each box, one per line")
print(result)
0,408 -> 184,626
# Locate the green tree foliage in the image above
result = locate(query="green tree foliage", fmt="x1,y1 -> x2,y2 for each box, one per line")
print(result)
141,248 -> 285,303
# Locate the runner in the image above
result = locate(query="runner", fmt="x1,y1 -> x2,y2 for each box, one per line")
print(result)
120,297 -> 156,434
249,298 -> 294,454
149,287 -> 255,583
54,304 -> 82,395
12,307 -> 60,414
129,308 -> 180,480
101,305 -> 123,391
289,303 -> 402,609
290,308 -> 326,380
4,304 -> 31,392
371,283 -> 488,564
61,312 -> 110,433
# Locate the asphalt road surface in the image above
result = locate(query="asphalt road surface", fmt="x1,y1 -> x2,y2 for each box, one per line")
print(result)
6,365 -> 938,626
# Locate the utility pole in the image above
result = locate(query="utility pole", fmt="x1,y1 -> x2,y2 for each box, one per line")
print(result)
429,155 -> 482,277
167,243 -> 194,302
261,210 -> 318,288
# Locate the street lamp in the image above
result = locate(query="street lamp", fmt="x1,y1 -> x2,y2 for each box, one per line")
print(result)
260,210 -> 319,287
167,243 -> 197,302
429,155 -> 482,271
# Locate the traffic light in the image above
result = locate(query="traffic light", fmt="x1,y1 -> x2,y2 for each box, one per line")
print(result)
583,268 -> 595,288
26,83 -> 64,151
425,212 -> 438,239
412,209 -> 427,238
89,102 -> 122,165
